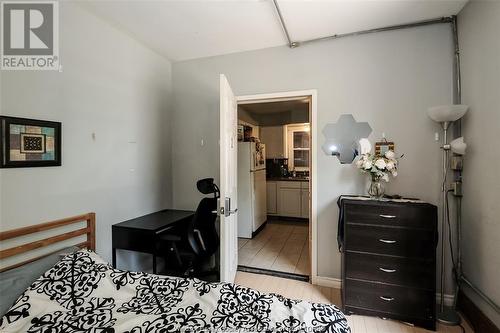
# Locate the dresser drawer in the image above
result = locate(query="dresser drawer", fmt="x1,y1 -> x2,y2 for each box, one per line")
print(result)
344,252 -> 434,289
345,224 -> 435,258
344,202 -> 436,229
344,279 -> 434,320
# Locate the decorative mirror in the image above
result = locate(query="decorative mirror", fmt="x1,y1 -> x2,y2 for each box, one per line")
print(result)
321,114 -> 372,164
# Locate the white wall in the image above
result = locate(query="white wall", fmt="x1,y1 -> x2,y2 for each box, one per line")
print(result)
172,24 -> 455,290
0,2 -> 173,271
458,0 -> 500,326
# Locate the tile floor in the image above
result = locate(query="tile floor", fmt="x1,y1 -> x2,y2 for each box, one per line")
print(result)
238,220 -> 309,275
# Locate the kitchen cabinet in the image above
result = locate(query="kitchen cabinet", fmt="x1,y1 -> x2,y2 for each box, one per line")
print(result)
266,181 -> 278,215
260,126 -> 285,158
268,181 -> 309,218
278,187 -> 302,218
301,189 -> 309,218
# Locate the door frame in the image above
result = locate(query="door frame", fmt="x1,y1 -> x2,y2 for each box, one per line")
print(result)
236,89 -> 318,284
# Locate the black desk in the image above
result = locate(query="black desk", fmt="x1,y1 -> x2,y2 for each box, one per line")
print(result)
112,209 -> 195,273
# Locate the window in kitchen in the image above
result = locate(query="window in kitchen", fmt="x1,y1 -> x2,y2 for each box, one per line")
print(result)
286,124 -> 310,171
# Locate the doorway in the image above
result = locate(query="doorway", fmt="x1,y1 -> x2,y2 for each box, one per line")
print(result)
235,90 -> 317,282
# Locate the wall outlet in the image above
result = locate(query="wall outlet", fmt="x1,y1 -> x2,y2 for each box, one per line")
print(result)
451,156 -> 463,171
451,182 -> 463,197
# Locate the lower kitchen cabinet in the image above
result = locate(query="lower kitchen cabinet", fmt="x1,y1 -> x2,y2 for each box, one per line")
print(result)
301,189 -> 309,218
278,187 -> 302,217
267,180 -> 309,218
266,182 -> 278,215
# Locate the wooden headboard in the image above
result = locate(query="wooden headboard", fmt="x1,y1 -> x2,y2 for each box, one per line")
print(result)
0,213 -> 95,273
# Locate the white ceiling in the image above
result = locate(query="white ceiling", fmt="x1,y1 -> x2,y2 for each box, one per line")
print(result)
81,0 -> 468,62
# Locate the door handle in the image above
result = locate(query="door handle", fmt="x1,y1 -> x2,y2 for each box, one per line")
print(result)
379,267 -> 397,273
379,296 -> 395,302
379,214 -> 397,219
378,239 -> 396,244
224,197 -> 237,217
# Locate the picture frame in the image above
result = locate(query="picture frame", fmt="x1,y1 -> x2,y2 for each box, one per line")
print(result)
375,141 -> 395,156
0,116 -> 61,168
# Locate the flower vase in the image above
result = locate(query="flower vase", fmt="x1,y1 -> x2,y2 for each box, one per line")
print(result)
368,176 -> 385,199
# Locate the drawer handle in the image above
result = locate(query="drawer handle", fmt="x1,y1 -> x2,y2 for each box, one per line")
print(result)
379,214 -> 397,219
379,267 -> 397,273
379,296 -> 395,302
378,239 -> 397,244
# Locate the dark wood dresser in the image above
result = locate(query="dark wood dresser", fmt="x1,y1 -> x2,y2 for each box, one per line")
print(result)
339,197 -> 438,330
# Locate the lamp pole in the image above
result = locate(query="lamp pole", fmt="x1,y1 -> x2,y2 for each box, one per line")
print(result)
440,122 -> 449,314
438,121 -> 461,325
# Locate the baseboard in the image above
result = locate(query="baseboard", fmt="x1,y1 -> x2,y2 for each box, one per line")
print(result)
313,276 -> 342,289
458,289 -> 500,333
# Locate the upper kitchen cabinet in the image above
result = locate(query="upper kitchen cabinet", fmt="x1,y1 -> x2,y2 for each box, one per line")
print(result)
286,124 -> 310,171
260,126 -> 285,158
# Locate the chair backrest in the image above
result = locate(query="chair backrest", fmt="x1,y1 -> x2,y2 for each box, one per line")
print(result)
196,178 -> 219,199
186,184 -> 219,257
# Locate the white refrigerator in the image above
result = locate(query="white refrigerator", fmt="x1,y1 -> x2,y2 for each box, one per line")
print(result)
237,142 -> 267,239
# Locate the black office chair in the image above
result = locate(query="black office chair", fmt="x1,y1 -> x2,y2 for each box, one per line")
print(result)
158,178 -> 220,279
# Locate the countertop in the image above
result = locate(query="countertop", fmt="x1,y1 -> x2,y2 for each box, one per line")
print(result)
266,177 -> 309,182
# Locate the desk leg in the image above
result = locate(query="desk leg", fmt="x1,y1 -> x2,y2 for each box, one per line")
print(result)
112,248 -> 116,268
153,253 -> 157,274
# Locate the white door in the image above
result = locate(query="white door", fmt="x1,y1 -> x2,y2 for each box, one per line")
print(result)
219,74 -> 238,283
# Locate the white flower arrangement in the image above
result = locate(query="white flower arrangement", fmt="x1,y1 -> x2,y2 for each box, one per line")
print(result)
356,139 -> 399,182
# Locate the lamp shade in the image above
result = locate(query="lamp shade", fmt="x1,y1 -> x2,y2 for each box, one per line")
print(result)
427,105 -> 469,123
450,137 -> 467,155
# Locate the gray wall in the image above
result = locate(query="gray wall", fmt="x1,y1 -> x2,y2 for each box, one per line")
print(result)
0,2 -> 173,271
172,24 -> 455,289
237,107 -> 259,125
459,1 -> 500,326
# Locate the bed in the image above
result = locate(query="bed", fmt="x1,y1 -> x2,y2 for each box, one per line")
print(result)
0,213 -> 350,332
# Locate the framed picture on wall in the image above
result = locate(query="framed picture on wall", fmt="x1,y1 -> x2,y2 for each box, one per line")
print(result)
375,141 -> 395,156
0,116 -> 61,168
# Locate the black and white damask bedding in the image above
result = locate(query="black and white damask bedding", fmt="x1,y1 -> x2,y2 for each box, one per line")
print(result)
0,249 -> 350,332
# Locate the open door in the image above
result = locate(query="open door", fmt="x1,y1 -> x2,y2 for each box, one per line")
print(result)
219,74 -> 238,283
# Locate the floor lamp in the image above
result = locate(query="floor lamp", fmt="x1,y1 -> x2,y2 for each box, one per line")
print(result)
427,104 -> 469,325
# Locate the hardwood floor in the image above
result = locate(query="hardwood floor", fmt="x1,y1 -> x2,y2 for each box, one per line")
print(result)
238,220 -> 309,275
234,271 -> 474,333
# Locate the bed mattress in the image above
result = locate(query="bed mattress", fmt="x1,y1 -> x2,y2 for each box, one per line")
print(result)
0,249 -> 350,332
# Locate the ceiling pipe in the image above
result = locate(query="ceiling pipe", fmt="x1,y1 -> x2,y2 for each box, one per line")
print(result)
271,3 -> 453,49
271,0 -> 297,48
293,16 -> 453,47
